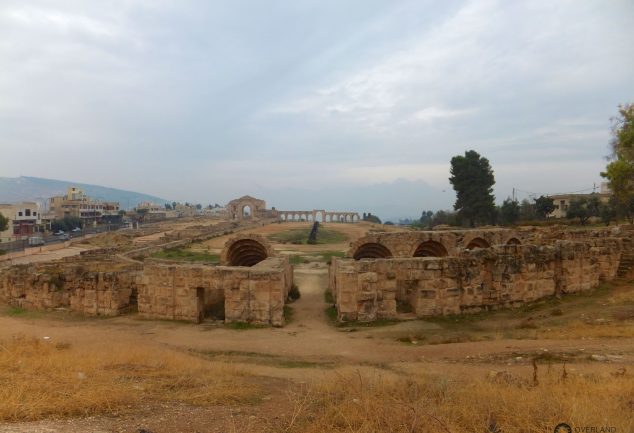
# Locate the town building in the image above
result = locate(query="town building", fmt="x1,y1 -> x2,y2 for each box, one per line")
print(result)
48,187 -> 120,225
0,202 -> 42,243
548,183 -> 612,219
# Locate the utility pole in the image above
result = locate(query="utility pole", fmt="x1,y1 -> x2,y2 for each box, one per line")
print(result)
512,187 -> 515,202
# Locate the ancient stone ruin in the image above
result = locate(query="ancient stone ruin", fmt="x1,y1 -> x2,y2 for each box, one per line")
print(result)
330,226 -> 633,322
0,234 -> 292,326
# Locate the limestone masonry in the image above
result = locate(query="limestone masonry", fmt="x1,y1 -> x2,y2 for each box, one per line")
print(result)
0,220 -> 632,326
331,226 -> 633,322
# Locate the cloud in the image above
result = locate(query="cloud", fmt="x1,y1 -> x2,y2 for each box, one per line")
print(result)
0,0 -> 632,218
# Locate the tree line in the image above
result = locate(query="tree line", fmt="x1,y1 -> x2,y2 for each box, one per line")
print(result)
413,104 -> 633,228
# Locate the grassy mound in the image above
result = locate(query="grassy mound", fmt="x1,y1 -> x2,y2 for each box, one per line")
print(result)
268,228 -> 347,245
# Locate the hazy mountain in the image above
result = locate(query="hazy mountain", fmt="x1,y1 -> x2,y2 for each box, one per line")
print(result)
0,176 -> 170,210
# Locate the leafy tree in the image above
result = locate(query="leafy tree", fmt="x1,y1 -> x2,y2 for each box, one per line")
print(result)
602,159 -> 634,223
519,199 -> 536,221
499,198 -> 520,225
420,210 -> 434,227
0,212 -> 8,232
449,150 -> 496,227
195,203 -> 202,210
363,213 -> 382,224
566,197 -> 600,225
172,201 -> 177,210
534,196 -> 555,219
602,104 -> 634,223
164,203 -> 172,210
609,103 -> 634,161
51,216 -> 83,232
600,197 -> 617,226
430,210 -> 460,227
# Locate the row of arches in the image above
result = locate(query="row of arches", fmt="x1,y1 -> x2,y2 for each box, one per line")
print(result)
353,237 -> 522,260
278,211 -> 360,223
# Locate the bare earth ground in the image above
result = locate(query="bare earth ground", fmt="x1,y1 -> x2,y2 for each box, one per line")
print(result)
0,246 -> 92,267
1,219 -> 632,432
1,262 -> 633,432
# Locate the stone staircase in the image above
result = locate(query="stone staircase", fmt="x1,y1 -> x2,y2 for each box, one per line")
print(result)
617,238 -> 634,278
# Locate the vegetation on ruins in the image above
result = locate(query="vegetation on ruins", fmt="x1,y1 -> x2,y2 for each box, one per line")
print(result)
268,228 -> 347,245
602,103 -> 634,223
449,150 -> 496,227
0,212 -> 8,232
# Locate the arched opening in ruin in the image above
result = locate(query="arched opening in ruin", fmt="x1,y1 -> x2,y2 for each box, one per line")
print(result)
506,237 -> 521,246
226,239 -> 269,266
353,242 -> 393,260
316,213 -> 323,222
413,240 -> 448,257
466,237 -> 490,250
242,205 -> 252,218
195,287 -> 225,323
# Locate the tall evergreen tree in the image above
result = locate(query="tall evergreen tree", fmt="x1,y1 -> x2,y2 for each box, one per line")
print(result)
449,150 -> 496,227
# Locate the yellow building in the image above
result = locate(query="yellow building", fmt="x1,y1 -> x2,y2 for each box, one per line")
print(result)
48,187 -> 119,224
0,202 -> 42,243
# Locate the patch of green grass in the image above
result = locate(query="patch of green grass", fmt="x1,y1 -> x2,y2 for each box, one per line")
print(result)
226,321 -> 267,330
268,228 -> 347,245
324,290 -> 334,304
194,350 -> 335,369
6,306 -> 27,316
289,255 -> 306,265
325,306 -> 338,323
150,248 -> 219,263
320,250 -> 346,261
284,305 -> 294,323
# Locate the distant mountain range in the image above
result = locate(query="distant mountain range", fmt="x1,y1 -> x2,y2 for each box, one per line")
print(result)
0,176 -> 170,210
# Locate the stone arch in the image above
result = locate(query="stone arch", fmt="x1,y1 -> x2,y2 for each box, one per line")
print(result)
466,237 -> 490,250
242,204 -> 252,218
226,195 -> 266,221
220,235 -> 274,267
506,237 -> 521,246
353,242 -> 393,260
413,240 -> 448,257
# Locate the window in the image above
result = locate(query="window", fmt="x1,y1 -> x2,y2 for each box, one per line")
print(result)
18,211 -> 22,216
25,209 -> 31,216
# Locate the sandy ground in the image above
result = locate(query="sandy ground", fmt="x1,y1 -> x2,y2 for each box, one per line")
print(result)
0,246 -> 92,268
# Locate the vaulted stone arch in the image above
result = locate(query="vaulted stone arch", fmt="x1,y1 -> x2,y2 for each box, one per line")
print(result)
466,237 -> 490,250
413,240 -> 448,257
221,235 -> 274,267
353,242 -> 393,260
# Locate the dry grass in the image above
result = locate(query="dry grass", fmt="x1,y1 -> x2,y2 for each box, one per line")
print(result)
280,369 -> 634,433
0,335 -> 258,421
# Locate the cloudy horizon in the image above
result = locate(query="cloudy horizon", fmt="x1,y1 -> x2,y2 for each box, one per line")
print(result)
1,0 -> 633,220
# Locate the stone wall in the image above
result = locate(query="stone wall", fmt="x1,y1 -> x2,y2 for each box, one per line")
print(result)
138,256 -> 292,326
0,258 -> 142,316
347,228 -> 525,259
332,237 -> 623,322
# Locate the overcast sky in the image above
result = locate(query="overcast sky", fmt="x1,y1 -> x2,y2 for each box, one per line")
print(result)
1,0 -> 633,219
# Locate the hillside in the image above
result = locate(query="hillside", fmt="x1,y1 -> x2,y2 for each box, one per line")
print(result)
0,176 -> 170,210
